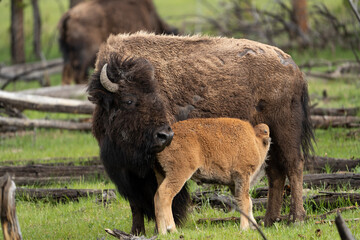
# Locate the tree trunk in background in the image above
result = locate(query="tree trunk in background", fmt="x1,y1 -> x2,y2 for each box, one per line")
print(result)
11,0 -> 25,64
292,0 -> 309,34
31,0 -> 42,60
70,0 -> 84,8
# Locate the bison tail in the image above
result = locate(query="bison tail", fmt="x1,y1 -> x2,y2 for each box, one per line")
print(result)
300,82 -> 315,160
172,183 -> 190,226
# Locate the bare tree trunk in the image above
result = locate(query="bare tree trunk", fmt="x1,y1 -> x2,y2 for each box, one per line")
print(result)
70,0 -> 84,8
11,0 -> 25,64
31,0 -> 42,60
292,0 -> 310,46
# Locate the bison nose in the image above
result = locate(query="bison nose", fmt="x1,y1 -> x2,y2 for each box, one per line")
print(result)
153,125 -> 174,151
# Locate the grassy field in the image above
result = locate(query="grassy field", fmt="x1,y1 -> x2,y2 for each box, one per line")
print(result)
0,0 -> 360,239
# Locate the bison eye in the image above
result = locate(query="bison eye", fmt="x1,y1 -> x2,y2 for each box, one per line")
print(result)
126,100 -> 133,105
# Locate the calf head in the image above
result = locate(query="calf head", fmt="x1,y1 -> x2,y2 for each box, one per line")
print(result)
88,54 -> 173,173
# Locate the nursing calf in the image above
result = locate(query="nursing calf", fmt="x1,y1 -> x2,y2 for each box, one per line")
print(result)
154,118 -> 271,234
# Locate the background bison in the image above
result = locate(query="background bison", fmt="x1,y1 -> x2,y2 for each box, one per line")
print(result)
88,32 -> 314,234
58,0 -> 177,85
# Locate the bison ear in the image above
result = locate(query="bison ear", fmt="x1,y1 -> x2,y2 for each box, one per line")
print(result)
88,91 -> 113,113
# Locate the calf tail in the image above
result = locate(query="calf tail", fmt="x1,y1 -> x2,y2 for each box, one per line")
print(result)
300,82 -> 315,160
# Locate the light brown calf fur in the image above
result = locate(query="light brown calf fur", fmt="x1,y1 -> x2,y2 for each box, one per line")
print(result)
154,118 -> 270,234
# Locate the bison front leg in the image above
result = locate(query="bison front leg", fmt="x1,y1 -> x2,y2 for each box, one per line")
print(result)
129,203 -> 145,235
264,157 -> 286,227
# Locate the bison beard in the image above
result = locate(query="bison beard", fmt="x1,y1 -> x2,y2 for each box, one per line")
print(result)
100,135 -> 190,234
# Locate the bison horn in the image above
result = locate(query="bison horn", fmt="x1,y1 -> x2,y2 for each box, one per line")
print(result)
100,63 -> 119,93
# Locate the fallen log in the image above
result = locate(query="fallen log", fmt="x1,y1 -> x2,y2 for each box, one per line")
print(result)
0,164 -> 104,178
311,115 -> 360,128
0,90 -> 94,114
304,173 -> 360,188
0,156 -> 100,166
16,188 -> 115,202
311,107 -> 359,116
193,192 -> 360,214
305,156 -> 360,173
0,174 -> 22,240
0,58 -> 63,88
0,116 -> 91,131
18,84 -> 87,99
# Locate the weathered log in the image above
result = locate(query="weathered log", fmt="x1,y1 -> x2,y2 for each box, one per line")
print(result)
311,107 -> 359,116
0,90 -> 94,114
0,116 -> 91,131
0,174 -> 22,240
0,58 -> 63,83
16,188 -> 116,202
105,228 -> 157,240
304,173 -> 360,188
311,115 -> 360,128
0,156 -> 100,166
0,164 -> 104,178
18,84 -> 87,98
305,156 -> 360,173
335,212 -> 356,240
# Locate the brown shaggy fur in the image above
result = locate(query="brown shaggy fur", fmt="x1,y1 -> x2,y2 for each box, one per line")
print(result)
155,118 -> 270,234
90,32 -> 314,232
58,0 -> 175,85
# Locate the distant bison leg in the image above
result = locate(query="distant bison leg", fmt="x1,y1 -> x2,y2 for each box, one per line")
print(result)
129,203 -> 145,235
233,173 -> 252,230
61,63 -> 73,85
264,151 -> 286,227
155,172 -> 190,234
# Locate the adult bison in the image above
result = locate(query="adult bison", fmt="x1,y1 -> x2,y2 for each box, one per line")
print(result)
58,0 -> 177,85
87,32 -> 314,234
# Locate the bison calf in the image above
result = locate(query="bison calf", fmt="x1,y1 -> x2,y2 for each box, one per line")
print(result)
154,118 -> 270,234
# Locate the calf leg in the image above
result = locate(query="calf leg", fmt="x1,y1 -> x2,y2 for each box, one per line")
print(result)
155,174 -> 190,234
233,174 -> 252,230
264,156 -> 286,227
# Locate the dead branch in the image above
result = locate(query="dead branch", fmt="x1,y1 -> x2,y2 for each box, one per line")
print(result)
0,116 -> 91,131
335,212 -> 356,240
0,174 -> 22,240
0,156 -> 100,166
305,156 -> 360,173
105,229 -> 157,240
310,107 -> 359,116
304,173 -> 360,188
348,0 -> 360,24
0,59 -> 63,89
311,115 -> 360,128
16,188 -> 115,202
17,84 -> 87,98
0,90 -> 94,114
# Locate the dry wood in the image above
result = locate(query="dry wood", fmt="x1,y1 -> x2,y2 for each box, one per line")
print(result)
311,115 -> 360,128
0,59 -> 63,89
310,107 -> 359,116
335,212 -> 356,240
105,228 -> 157,240
303,173 -> 360,188
0,90 -> 94,114
0,156 -> 100,166
0,116 -> 91,131
0,164 -> 104,179
18,84 -> 87,98
16,188 -> 115,202
305,156 -> 360,173
0,174 -> 22,240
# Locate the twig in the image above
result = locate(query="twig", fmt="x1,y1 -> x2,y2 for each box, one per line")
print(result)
335,212 -> 356,240
348,0 -> 360,23
104,229 -> 157,240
